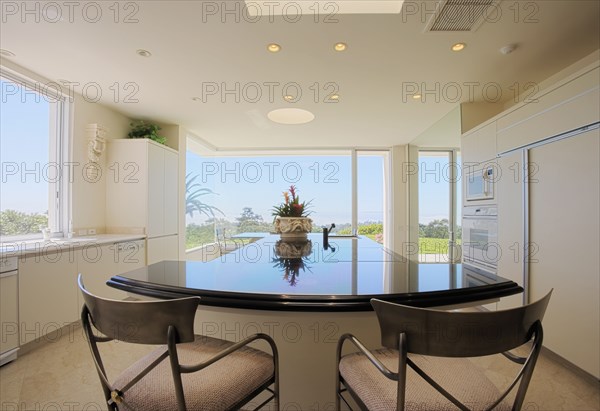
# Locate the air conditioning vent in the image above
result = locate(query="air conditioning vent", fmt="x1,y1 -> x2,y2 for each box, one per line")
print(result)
425,0 -> 496,32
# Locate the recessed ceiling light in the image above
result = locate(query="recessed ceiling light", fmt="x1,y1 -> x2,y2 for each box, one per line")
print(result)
499,44 -> 518,55
412,94 -> 422,100
334,42 -> 347,52
267,108 -> 315,125
267,43 -> 281,53
0,49 -> 16,57
136,49 -> 152,57
451,43 -> 466,52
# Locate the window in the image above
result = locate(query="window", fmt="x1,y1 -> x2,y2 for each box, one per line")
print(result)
185,143 -> 391,251
0,70 -> 70,241
417,149 -> 461,263
357,151 -> 388,244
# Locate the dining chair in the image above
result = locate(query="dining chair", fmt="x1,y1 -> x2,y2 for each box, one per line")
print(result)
336,291 -> 552,411
79,275 -> 279,411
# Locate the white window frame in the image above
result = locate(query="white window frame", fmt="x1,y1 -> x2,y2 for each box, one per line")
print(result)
0,67 -> 72,241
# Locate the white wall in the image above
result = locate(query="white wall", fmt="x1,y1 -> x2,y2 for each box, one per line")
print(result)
71,94 -> 132,233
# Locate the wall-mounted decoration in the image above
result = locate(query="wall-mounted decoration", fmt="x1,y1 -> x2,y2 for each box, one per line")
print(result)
86,123 -> 107,163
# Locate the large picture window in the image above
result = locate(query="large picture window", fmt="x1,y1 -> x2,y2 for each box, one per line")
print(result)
185,144 -> 390,251
0,70 -> 69,241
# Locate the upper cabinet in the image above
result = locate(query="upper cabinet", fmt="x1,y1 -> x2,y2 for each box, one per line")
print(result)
461,121 -> 497,165
462,64 -> 600,164
497,66 -> 600,154
106,139 -> 178,237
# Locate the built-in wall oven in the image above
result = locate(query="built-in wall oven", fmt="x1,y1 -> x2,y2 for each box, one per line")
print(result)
462,206 -> 498,275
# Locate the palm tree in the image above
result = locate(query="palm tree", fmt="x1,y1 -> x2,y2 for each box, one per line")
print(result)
185,173 -> 224,218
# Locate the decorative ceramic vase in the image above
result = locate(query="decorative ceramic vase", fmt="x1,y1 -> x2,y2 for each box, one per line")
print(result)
273,216 -> 313,241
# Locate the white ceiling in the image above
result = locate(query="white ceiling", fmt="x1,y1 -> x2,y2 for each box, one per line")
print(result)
1,0 -> 598,149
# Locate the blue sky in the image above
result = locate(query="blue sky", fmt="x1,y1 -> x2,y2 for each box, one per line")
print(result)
186,152 -> 394,226
0,79 -> 50,214
186,152 -> 357,226
186,151 -> 458,227
419,152 -> 462,224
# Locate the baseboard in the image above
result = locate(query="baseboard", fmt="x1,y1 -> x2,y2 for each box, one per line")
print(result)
541,346 -> 600,384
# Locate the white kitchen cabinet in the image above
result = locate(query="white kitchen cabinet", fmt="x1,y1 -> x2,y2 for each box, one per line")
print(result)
461,122 -> 497,165
147,235 -> 178,265
106,139 -> 179,264
496,151 -> 526,310
497,66 -> 599,154
528,128 -> 599,378
76,240 -> 146,309
106,139 -> 179,238
19,250 -> 78,345
0,272 -> 19,362
117,239 -> 146,274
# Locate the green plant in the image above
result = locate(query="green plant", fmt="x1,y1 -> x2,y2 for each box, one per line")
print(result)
271,185 -> 312,220
127,120 -> 167,145
185,173 -> 224,218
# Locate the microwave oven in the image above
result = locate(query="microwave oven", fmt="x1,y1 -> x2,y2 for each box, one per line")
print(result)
465,164 -> 495,201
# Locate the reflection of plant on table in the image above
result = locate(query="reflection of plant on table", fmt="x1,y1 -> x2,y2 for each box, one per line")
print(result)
272,257 -> 311,287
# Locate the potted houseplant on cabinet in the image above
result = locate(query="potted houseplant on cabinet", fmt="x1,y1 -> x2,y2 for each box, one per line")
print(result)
127,120 -> 167,145
272,185 -> 313,240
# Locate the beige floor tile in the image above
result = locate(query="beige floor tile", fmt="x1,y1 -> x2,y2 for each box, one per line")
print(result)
1,321 -> 599,411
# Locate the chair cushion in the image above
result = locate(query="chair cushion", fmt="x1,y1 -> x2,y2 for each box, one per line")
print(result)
113,335 -> 274,411
339,348 -> 512,411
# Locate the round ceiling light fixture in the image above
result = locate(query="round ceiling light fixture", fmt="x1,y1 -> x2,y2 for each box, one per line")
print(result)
334,42 -> 347,52
267,108 -> 315,125
500,44 -> 518,55
267,43 -> 281,53
136,49 -> 152,57
451,43 -> 466,52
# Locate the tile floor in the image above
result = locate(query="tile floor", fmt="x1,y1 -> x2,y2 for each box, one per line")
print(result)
0,323 -> 598,411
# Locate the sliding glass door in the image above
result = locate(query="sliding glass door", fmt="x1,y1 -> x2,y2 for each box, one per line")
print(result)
417,150 -> 461,263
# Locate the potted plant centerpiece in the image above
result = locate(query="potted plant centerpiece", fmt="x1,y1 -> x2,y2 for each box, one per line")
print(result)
272,185 -> 313,241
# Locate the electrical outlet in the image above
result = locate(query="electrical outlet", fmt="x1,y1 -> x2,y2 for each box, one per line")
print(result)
78,229 -> 87,236
88,228 -> 97,235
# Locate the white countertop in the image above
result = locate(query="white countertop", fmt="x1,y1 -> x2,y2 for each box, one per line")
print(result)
0,234 -> 146,257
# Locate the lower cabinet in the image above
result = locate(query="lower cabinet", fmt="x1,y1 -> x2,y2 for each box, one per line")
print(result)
19,240 -> 146,346
0,273 -> 19,361
147,235 -> 178,265
19,250 -> 78,345
76,240 -> 146,310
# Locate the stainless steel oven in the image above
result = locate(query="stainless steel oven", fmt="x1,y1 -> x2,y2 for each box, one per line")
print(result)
462,206 -> 498,274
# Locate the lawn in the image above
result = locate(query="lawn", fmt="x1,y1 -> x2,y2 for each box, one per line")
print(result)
419,237 -> 461,254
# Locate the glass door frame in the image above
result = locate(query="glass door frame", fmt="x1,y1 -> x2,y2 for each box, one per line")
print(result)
409,147 -> 461,263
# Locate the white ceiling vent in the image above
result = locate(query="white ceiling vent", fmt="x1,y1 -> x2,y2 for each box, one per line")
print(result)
424,0 -> 497,32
